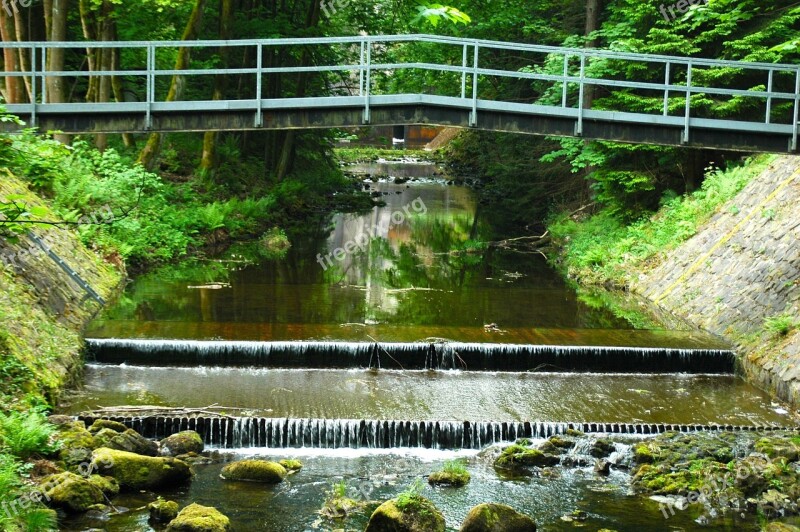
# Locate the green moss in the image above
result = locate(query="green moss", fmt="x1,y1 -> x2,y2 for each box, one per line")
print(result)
428,459 -> 471,487
148,498 -> 180,523
461,503 -> 537,532
495,445 -> 560,469
39,472 -> 105,512
160,431 -> 204,456
91,448 -> 192,490
366,496 -> 445,532
88,419 -> 128,434
219,460 -> 286,483
633,443 -> 655,464
165,503 -> 230,532
86,474 -> 119,496
278,459 -> 303,472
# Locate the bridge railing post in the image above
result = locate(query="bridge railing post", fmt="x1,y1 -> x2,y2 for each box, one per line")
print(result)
663,62 -> 670,116
793,68 -> 800,152
461,44 -> 468,100
682,62 -> 692,144
363,39 -> 371,124
30,45 -> 37,128
255,42 -> 263,128
41,46 -> 47,105
470,44 -> 479,127
766,69 -> 773,125
575,51 -> 585,136
145,43 -> 155,130
561,53 -> 569,108
359,40 -> 366,97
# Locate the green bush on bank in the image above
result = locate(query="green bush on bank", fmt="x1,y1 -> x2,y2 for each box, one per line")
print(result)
548,155 -> 774,287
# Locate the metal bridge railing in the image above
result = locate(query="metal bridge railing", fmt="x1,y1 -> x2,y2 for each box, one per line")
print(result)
2,34 -> 799,150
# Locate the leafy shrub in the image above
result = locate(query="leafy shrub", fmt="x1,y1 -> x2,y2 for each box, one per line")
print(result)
0,409 -> 57,459
764,313 -> 797,337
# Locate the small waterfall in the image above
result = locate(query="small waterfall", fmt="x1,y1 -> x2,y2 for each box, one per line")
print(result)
85,339 -> 735,373
76,415 -> 792,450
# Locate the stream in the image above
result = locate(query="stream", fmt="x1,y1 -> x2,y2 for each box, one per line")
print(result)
62,159 -> 795,531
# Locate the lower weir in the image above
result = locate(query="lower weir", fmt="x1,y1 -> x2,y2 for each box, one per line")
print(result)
85,339 -> 735,373
77,415 -> 793,450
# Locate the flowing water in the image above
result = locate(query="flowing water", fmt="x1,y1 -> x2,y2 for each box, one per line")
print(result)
66,161 -> 796,531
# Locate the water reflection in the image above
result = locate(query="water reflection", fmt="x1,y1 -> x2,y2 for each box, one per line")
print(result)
89,171 -> 707,344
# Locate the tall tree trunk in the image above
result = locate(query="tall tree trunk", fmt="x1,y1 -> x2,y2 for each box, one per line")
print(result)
94,0 -> 114,151
200,0 -> 234,174
137,0 -> 207,170
275,0 -> 320,181
13,10 -> 31,101
582,0 -> 603,200
0,9 -> 23,104
45,0 -> 70,143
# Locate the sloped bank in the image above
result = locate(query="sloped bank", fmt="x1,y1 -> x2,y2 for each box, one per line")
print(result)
0,171 -> 123,406
635,156 -> 800,407
550,155 -> 800,407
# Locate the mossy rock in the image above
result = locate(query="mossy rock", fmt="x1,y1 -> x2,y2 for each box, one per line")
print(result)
589,439 -> 615,458
320,496 -> 367,519
102,428 -> 159,456
87,474 -> 120,496
365,495 -> 445,532
428,470 -> 470,487
149,498 -> 180,523
56,421 -> 97,466
278,459 -> 303,472
460,503 -> 537,531
91,447 -> 192,490
161,431 -> 204,457
765,523 -> 800,532
220,460 -> 286,483
92,428 -> 123,448
755,437 -> 800,462
494,445 -> 559,470
39,472 -> 105,512
165,503 -> 231,532
88,419 -> 128,434
633,443 -> 655,464
565,429 -> 584,437
539,436 -> 575,454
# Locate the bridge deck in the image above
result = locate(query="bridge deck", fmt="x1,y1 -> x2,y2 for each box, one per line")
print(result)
2,34 -> 799,152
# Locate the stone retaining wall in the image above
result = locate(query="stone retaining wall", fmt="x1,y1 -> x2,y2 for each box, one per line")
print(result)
636,156 -> 800,406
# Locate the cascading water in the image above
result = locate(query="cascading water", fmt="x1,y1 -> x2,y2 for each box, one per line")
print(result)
77,415 -> 792,450
84,338 -> 735,373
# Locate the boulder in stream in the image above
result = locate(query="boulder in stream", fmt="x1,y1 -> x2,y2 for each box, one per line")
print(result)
149,498 -> 180,523
365,495 -> 445,532
219,460 -> 286,483
494,444 -> 559,470
39,472 -> 105,513
91,448 -> 192,490
165,503 -> 231,532
460,503 -> 537,531
161,431 -> 204,456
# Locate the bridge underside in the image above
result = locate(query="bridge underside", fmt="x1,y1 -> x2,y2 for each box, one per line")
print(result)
5,95 -> 796,153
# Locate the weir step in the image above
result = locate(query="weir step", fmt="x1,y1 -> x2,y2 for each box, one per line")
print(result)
85,339 -> 736,373
76,415 -> 795,450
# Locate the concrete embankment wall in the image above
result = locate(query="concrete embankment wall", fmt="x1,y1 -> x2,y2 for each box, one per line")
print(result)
0,171 -> 122,403
636,156 -> 800,406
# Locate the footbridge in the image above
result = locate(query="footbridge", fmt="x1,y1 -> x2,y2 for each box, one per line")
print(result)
2,34 -> 799,152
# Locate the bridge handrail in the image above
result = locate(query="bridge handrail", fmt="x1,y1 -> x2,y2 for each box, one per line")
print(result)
3,34 -> 799,151
3,34 -> 800,70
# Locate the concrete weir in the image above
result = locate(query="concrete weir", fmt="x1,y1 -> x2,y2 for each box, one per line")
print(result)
77,415 -> 795,450
84,339 -> 736,373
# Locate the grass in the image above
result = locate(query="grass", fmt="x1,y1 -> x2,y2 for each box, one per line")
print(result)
548,155 -> 774,287
763,312 -> 797,337
428,459 -> 471,487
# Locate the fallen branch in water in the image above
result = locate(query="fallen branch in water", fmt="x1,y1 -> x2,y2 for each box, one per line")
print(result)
81,404 -> 255,419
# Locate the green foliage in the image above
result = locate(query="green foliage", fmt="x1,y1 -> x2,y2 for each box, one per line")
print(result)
764,313 -> 797,337
413,2 -> 471,27
0,409 -> 58,460
549,155 -> 772,286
